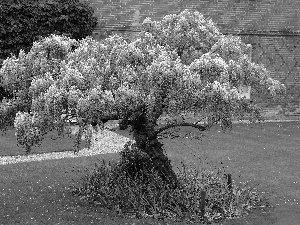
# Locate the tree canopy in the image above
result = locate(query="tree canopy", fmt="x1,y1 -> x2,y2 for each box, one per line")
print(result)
0,9 -> 286,155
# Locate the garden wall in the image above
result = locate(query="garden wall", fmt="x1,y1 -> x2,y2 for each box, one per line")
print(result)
82,0 -> 300,116
83,0 -> 300,83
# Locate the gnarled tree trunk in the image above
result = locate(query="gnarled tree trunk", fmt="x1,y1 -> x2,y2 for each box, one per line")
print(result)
129,105 -> 182,189
118,111 -> 132,130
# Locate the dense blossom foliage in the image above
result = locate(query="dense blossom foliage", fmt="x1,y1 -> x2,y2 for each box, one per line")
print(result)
0,9 -> 286,153
14,112 -> 44,154
141,10 -> 221,64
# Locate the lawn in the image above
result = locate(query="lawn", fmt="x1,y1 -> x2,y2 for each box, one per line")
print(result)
0,120 -> 299,224
0,125 -> 91,156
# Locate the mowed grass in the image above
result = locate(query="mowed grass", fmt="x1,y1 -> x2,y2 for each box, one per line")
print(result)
0,121 -> 300,224
0,126 -> 91,156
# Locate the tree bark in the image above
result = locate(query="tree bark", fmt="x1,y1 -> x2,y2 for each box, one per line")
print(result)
119,111 -> 132,130
130,105 -> 182,190
25,145 -> 31,155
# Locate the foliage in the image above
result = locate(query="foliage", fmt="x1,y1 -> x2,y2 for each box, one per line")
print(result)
0,34 -> 77,98
0,9 -> 286,157
13,112 -> 44,154
0,34 -> 80,150
68,9 -> 285,223
117,140 -> 156,183
0,98 -> 18,132
141,10 -> 222,64
72,141 -> 269,224
0,0 -> 97,67
0,8 -> 287,223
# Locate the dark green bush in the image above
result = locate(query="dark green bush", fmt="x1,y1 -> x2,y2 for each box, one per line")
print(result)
72,141 -> 271,224
117,141 -> 156,183
0,0 -> 98,67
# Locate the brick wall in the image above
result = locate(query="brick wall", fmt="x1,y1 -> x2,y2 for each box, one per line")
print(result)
81,0 -> 300,108
83,0 -> 300,32
240,34 -> 300,86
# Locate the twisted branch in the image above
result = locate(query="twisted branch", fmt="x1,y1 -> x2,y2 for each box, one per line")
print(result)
153,122 -> 208,138
150,115 -> 222,140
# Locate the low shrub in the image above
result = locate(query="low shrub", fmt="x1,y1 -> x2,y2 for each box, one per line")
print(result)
71,141 -> 270,224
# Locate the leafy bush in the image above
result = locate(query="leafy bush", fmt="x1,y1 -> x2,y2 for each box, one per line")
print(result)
72,141 -> 269,224
117,141 -> 156,183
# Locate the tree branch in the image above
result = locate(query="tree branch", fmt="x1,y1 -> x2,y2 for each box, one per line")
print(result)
192,115 -> 208,125
153,121 -> 208,138
60,111 -> 120,125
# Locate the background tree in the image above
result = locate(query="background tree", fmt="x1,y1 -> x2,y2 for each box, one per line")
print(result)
0,10 -> 286,188
0,0 -> 97,70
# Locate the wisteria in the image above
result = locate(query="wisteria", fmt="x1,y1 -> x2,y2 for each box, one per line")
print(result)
0,10 -> 286,155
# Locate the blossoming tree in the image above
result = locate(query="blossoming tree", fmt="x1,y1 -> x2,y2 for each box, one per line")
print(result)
0,10 -> 285,188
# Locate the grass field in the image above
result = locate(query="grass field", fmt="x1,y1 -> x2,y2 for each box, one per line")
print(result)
0,126 -> 91,157
0,120 -> 300,224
